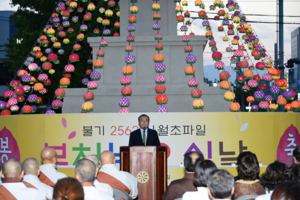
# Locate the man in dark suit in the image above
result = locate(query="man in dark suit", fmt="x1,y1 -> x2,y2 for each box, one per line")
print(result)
128,114 -> 161,146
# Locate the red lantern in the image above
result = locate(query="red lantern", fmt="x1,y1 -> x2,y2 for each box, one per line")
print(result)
191,88 -> 202,98
121,86 -> 132,96
256,62 -> 265,70
253,74 -> 261,81
83,91 -> 94,100
156,94 -> 168,104
155,84 -> 166,93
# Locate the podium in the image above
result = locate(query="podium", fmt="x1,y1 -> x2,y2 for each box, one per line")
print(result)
120,146 -> 168,200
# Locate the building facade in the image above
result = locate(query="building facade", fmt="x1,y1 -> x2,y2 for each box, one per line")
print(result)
290,27 -> 300,93
0,11 -> 16,96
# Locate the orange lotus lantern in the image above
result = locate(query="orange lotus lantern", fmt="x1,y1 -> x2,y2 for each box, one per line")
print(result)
269,103 -> 278,111
153,53 -> 164,62
229,102 -> 240,112
284,104 -> 292,111
122,66 -> 133,75
220,80 -> 230,90
224,91 -> 235,101
185,66 -> 195,75
277,97 -> 287,106
82,102 -> 93,112
93,59 -> 104,68
33,83 -> 44,91
246,96 -> 255,103
243,70 -> 253,79
60,78 -> 70,87
291,101 -> 300,110
193,98 -> 204,109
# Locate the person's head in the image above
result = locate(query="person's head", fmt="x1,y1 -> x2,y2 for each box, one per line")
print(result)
193,160 -> 217,187
260,161 -> 287,190
206,170 -> 234,200
236,151 -> 259,171
1,158 -> 24,180
85,155 -> 99,177
184,151 -> 204,173
99,150 -> 116,166
271,182 -> 300,200
138,114 -> 149,130
22,157 -> 40,177
41,147 -> 57,165
293,147 -> 300,164
286,163 -> 300,183
53,177 -> 84,200
75,159 -> 96,183
237,153 -> 260,181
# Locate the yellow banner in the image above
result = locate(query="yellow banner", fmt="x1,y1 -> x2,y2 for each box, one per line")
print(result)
0,113 -> 299,183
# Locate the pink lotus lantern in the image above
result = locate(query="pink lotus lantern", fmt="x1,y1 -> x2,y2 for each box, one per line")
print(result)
188,78 -> 199,87
214,61 -> 225,71
65,64 -> 75,72
234,50 -> 244,57
120,76 -> 131,85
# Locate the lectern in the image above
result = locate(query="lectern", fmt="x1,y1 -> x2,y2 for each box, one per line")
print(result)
120,146 -> 168,200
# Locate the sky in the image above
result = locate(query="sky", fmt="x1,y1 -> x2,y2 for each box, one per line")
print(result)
1,0 -> 300,83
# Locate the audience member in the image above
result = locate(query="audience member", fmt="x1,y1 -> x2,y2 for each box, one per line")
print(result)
233,154 -> 265,200
255,161 -> 287,200
271,182 -> 300,200
0,158 -> 45,200
39,147 -> 68,187
162,151 -> 204,200
75,158 -> 114,200
53,177 -> 84,200
206,169 -> 235,200
85,155 -> 114,196
22,157 -> 53,199
292,146 -> 300,164
97,150 -> 138,199
285,163 -> 300,182
183,159 -> 217,200
235,151 -> 260,182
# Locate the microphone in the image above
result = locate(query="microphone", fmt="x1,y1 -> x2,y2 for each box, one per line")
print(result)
143,125 -> 146,130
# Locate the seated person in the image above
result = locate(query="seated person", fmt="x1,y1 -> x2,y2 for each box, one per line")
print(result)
233,154 -> 266,200
183,159 -> 217,200
206,169 -> 235,200
162,151 -> 204,200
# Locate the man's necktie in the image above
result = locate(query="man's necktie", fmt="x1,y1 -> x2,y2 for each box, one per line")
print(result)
143,130 -> 146,146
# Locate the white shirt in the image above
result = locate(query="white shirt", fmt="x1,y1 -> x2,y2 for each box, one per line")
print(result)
94,179 -> 114,197
100,164 -> 138,199
83,186 -> 114,200
23,174 -> 53,199
2,182 -> 46,200
140,128 -> 148,139
39,164 -> 68,184
255,191 -> 273,200
183,187 -> 210,200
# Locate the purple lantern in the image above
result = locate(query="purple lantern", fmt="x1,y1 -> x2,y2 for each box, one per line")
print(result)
270,85 -> 280,94
90,71 -> 101,80
152,23 -> 160,30
82,78 -> 89,85
28,94 -> 38,103
22,75 -> 32,83
186,54 -> 197,64
0,101 -> 6,110
264,95 -> 273,101
127,24 -> 136,32
31,105 -> 37,113
155,63 -> 166,72
251,105 -> 259,111
283,91 -> 294,101
156,105 -> 168,113
180,25 -> 188,32
119,97 -> 130,107
254,90 -> 265,99
125,55 -> 136,64
46,110 -> 56,115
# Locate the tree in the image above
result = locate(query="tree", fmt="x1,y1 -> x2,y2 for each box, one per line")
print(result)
4,0 -> 120,105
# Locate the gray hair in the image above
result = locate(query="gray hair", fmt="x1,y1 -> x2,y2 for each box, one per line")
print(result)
75,159 -> 96,182
206,169 -> 234,199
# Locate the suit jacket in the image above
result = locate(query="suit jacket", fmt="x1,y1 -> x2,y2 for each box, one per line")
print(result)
162,173 -> 197,200
129,128 -> 161,146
